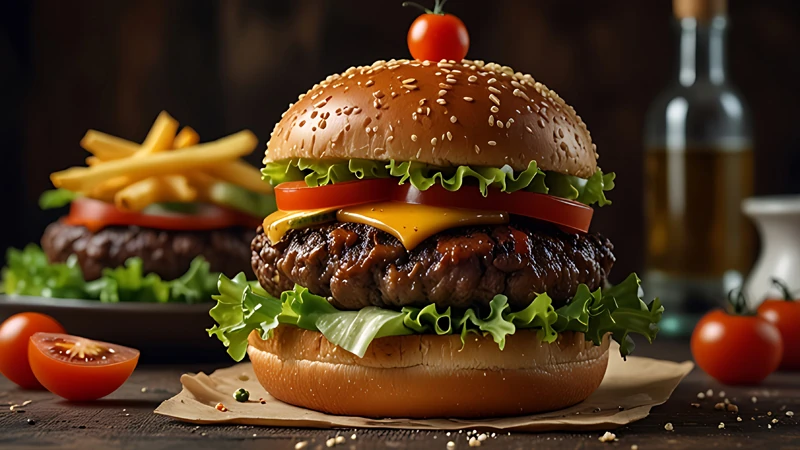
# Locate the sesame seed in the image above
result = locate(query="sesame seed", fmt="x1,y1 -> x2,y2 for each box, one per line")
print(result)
402,78 -> 416,84
463,97 -> 474,102
412,112 -> 418,121
488,141 -> 497,146
488,115 -> 495,126
435,71 -> 442,76
431,137 -> 437,146
314,100 -> 327,108
526,126 -> 533,134
513,88 -> 530,101
488,86 -> 501,94
488,78 -> 497,84
438,90 -> 448,97
351,434 -> 357,440
664,423 -> 674,431
325,438 -> 336,447
390,91 -> 398,98
490,105 -> 499,113
387,135 -> 394,142
506,119 -> 513,128
373,91 -> 384,98
411,135 -> 418,142
335,436 -> 346,444
419,99 -> 427,105
294,442 -> 308,450
537,118 -> 546,128
468,75 -> 478,82
404,85 -> 418,91
447,442 -> 455,449
489,94 -> 500,106
436,99 -> 447,105
447,131 -> 453,140
365,79 -> 374,87
445,78 -> 457,84
439,83 -> 452,90
450,116 -> 458,123
718,422 -> 725,429
497,120 -> 504,129
474,145 -> 480,154
426,107 -> 431,115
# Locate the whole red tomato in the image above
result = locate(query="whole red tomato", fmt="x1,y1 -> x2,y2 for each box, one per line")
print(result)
757,279 -> 800,370
692,309 -> 783,385
404,1 -> 469,62
0,313 -> 65,389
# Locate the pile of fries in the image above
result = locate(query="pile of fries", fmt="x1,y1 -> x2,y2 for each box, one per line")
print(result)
51,111 -> 270,212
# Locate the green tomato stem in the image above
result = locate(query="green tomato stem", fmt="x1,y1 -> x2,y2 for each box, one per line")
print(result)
770,277 -> 796,301
727,287 -> 754,316
402,1 -> 434,14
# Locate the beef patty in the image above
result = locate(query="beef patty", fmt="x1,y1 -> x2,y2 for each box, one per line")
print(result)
252,220 -> 615,311
42,221 -> 254,280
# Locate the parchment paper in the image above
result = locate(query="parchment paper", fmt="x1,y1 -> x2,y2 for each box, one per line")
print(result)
155,343 -> 693,432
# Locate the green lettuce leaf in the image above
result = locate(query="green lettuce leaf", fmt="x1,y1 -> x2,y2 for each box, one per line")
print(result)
2,245 -> 220,304
39,189 -> 80,209
208,272 -> 663,361
261,159 -> 614,206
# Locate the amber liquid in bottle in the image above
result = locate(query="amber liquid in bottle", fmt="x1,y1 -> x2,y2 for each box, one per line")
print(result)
645,148 -> 754,277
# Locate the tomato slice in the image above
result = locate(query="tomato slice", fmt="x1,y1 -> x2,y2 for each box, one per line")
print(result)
395,184 -> 593,234
274,179 -> 593,233
65,197 -> 260,232
274,179 -> 396,211
28,333 -> 140,401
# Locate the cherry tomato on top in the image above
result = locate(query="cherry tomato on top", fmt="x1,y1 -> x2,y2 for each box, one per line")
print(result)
0,313 -> 65,389
29,333 -> 139,401
65,197 -> 260,233
404,1 -> 469,62
757,278 -> 800,370
691,291 -> 783,385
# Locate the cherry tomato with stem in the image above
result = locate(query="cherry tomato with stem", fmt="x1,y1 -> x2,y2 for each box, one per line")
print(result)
757,278 -> 800,370
691,290 -> 783,385
0,313 -> 65,389
403,0 -> 470,62
29,333 -> 139,401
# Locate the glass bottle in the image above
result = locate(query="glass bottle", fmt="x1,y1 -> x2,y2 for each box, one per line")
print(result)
644,0 -> 754,337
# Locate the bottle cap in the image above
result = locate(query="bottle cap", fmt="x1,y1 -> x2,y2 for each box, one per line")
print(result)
673,0 -> 727,21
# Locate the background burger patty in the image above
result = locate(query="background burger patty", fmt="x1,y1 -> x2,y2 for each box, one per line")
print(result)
42,221 -> 254,280
252,220 -> 615,311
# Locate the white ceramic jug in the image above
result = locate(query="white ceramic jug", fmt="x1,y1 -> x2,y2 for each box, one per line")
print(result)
742,195 -> 800,309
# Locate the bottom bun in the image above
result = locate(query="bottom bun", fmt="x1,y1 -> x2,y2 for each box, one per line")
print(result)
248,326 -> 610,419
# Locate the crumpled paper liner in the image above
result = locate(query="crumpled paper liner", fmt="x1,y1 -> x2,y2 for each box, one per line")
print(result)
155,343 -> 693,432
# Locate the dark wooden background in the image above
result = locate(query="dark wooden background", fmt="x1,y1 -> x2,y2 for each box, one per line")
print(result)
2,0 -> 800,280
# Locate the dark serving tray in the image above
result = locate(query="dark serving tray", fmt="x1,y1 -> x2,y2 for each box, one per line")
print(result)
0,295 -> 230,363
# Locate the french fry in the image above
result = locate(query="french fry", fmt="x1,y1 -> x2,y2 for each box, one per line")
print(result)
160,175 -> 197,202
207,160 -> 273,194
51,130 -> 258,192
173,126 -> 200,149
137,111 -> 179,156
80,130 -> 138,160
114,177 -> 163,212
88,176 -> 133,201
85,156 -> 102,167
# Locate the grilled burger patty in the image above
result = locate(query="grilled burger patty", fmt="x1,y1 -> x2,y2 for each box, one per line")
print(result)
252,220 -> 615,311
42,221 -> 254,280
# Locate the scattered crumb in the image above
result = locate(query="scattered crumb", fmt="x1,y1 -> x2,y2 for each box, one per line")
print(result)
768,424 -> 772,429
751,396 -> 758,403
141,387 -> 148,393
259,398 -> 266,405
325,438 -> 336,447
727,404 -> 739,413
238,373 -> 249,381
724,398 -> 731,405
715,403 -> 726,411
737,417 -> 742,422
446,432 -> 451,436
697,392 -> 706,399
598,431 -> 617,442
215,403 -> 228,412
691,403 -> 701,408
477,433 -> 487,442
768,411 -> 773,416
787,411 -> 795,417
718,422 -> 725,429
719,391 -> 726,398
252,434 -> 257,437
631,446 -> 639,450
772,418 -> 779,424
707,389 -> 714,397
447,442 -> 455,449
664,423 -> 674,431
200,432 -> 207,437
468,436 -> 481,447
26,418 -> 35,425
294,442 -> 308,450
351,433 -> 357,440
21,400 -> 32,407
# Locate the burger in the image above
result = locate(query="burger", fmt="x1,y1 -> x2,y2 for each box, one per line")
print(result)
208,59 -> 663,418
3,112 -> 275,303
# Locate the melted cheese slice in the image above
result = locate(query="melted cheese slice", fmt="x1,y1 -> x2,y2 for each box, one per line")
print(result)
337,202 -> 508,250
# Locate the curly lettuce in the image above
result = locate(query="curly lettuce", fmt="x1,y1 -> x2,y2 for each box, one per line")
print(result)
261,158 -> 614,206
208,272 -> 663,361
2,244 -> 218,303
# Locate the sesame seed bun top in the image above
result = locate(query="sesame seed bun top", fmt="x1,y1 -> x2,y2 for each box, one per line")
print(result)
265,59 -> 599,178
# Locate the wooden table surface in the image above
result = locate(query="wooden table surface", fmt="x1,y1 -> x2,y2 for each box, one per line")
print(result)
1,339 -> 798,450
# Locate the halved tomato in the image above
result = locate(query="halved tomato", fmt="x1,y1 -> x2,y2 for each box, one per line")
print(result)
65,197 -> 260,232
274,179 -> 593,233
28,333 -> 139,401
274,179 -> 396,211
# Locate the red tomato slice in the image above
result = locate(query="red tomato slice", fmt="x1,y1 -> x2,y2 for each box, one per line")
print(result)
274,179 -> 396,211
274,179 -> 593,233
28,333 -> 140,401
0,313 -> 65,389
65,198 -> 260,232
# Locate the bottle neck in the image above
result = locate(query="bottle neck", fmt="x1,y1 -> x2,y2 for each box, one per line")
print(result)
677,16 -> 728,86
